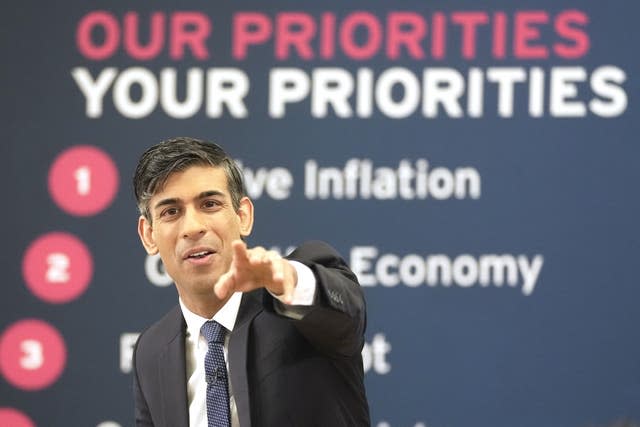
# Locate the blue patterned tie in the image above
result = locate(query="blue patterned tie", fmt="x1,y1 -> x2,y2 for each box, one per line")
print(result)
200,320 -> 231,427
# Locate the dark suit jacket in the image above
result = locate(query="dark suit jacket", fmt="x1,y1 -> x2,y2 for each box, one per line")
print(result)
133,241 -> 370,427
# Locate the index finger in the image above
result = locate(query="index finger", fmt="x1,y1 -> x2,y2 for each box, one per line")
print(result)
231,240 -> 249,264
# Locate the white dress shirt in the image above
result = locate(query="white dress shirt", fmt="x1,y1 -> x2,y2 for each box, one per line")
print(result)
179,260 -> 317,427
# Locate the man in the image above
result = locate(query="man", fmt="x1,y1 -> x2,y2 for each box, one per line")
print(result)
132,137 -> 370,427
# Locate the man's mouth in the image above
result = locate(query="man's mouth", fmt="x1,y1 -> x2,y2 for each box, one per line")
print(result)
188,251 -> 213,259
183,248 -> 217,261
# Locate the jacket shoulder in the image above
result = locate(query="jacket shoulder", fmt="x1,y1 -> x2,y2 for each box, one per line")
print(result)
134,305 -> 184,361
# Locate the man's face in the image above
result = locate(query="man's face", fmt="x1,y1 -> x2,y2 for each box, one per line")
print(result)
137,165 -> 253,303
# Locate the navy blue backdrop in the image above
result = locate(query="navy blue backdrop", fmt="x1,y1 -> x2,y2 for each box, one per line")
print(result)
1,1 -> 639,427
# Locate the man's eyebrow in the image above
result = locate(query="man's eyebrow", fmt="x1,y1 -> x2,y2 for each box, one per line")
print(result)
153,191 -> 226,211
153,198 -> 180,211
198,190 -> 226,199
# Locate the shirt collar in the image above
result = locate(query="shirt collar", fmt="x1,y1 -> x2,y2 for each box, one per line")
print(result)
179,292 -> 242,342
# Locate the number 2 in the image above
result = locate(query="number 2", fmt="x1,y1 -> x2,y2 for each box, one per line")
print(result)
46,253 -> 70,283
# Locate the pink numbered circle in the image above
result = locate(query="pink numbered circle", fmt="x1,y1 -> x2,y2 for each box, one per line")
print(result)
0,408 -> 35,427
0,319 -> 67,391
22,232 -> 93,304
48,145 -> 119,216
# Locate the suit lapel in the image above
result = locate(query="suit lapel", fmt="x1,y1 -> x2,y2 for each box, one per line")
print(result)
158,306 -> 190,427
229,291 -> 263,427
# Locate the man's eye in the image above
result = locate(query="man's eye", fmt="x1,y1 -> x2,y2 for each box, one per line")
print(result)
203,200 -> 220,209
161,207 -> 179,217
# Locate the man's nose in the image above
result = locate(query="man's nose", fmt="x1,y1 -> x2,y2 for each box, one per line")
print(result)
182,207 -> 207,238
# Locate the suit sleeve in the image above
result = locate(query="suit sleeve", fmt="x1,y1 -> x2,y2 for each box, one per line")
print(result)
132,337 -> 154,427
265,240 -> 366,358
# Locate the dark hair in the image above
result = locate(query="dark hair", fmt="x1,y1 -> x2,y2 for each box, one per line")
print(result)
133,137 -> 246,221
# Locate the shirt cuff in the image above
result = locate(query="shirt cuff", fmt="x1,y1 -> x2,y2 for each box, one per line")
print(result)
277,260 -> 317,306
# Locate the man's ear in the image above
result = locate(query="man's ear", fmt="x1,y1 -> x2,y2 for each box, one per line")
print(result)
138,215 -> 159,255
237,197 -> 254,238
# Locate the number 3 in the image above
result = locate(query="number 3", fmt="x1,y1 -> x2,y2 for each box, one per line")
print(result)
20,339 -> 44,370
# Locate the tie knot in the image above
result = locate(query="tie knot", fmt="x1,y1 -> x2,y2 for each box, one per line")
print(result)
201,320 -> 226,344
